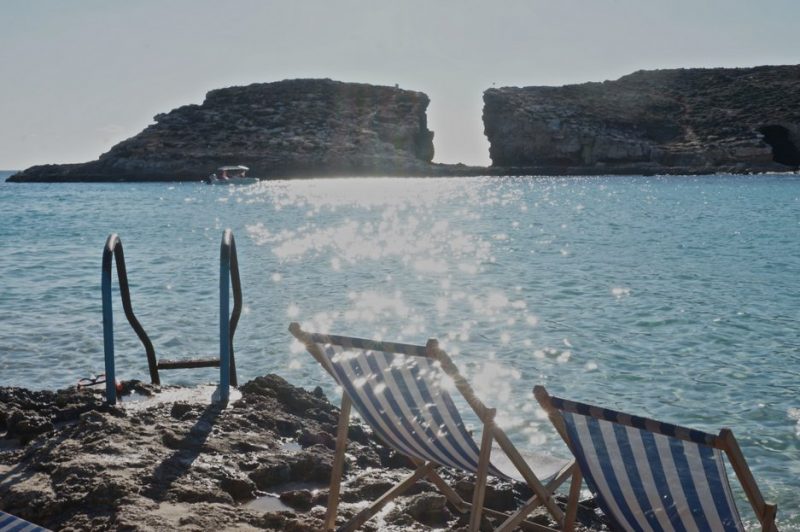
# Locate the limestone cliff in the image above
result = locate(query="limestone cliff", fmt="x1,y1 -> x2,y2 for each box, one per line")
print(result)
483,65 -> 800,174
9,79 -> 438,182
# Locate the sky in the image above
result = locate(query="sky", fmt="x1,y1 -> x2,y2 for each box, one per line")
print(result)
1,0 -> 798,169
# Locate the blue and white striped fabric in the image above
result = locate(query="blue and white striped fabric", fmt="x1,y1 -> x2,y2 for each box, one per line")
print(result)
0,511 -> 50,532
553,398 -> 744,532
316,340 -> 509,479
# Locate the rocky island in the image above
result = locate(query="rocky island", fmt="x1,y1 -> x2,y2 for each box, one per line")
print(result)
7,65 -> 800,182
7,79 -> 464,183
484,65 -> 800,175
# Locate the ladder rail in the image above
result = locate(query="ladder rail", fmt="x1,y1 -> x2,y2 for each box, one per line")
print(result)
219,229 -> 242,403
102,234 -> 158,404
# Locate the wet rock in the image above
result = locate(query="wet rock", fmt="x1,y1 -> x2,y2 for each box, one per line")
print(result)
161,429 -> 184,449
170,402 -> 194,419
310,489 -> 329,507
273,416 -> 303,436
237,459 -> 260,472
381,447 -> 417,470
1,386 -> 110,434
288,445 -> 333,482
219,476 -> 256,501
381,506 -> 417,529
5,409 -> 54,444
297,428 -> 335,449
279,489 -> 314,511
403,492 -> 452,526
252,512 -> 291,530
0,479 -> 60,524
340,474 -> 397,503
454,477 -> 517,512
85,479 -> 133,507
171,485 -> 233,504
250,459 -> 292,489
338,469 -> 434,503
117,379 -> 158,397
243,375 -> 336,423
352,444 -> 382,469
75,409 -> 129,439
253,511 -> 328,531
346,423 -> 371,445
232,439 -> 273,453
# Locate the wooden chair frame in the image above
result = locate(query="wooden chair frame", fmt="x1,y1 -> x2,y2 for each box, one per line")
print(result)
534,385 -> 779,532
290,323 -> 576,532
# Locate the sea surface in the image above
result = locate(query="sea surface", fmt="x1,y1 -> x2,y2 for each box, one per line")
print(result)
1,172 -> 799,527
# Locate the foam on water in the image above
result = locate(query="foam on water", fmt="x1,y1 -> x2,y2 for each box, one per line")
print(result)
1,174 -> 799,526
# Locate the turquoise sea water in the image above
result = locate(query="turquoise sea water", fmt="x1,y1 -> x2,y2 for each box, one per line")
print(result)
1,173 -> 799,527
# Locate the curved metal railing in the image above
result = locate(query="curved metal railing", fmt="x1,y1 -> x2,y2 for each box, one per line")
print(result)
102,234 -> 158,404
219,229 -> 242,403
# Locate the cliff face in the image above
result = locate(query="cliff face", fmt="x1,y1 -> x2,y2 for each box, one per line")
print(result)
483,65 -> 800,173
9,79 -> 436,182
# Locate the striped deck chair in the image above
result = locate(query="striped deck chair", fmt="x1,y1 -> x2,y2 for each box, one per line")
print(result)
290,323 -> 576,532
534,386 -> 778,532
0,511 -> 50,532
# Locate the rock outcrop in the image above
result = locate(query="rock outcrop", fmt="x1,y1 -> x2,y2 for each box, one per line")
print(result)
483,65 -> 800,174
0,375 -> 603,531
8,79 -> 440,182
12,67 -> 799,182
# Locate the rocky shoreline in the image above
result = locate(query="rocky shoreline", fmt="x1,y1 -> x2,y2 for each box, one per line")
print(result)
0,375 -> 605,531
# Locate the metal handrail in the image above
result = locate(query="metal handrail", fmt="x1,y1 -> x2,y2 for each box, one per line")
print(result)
102,230 -> 242,405
102,234 -> 158,404
219,229 -> 242,403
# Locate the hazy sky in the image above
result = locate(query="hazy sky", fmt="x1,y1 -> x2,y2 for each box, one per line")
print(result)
1,0 -> 798,169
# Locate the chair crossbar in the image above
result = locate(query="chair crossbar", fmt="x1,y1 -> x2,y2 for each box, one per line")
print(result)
549,394 -> 720,448
303,330 -> 429,358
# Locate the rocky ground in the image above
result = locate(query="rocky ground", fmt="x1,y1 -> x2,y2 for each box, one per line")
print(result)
0,375 -> 607,531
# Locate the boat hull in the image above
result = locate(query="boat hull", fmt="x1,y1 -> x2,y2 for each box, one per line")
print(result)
206,177 -> 259,185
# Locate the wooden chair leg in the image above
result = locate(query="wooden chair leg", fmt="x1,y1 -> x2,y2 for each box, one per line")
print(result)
469,412 -> 496,532
324,394 -> 352,531
563,466 -> 582,531
762,503 -> 778,532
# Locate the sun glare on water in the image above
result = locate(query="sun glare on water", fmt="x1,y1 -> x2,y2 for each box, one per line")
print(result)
2,174 -> 799,520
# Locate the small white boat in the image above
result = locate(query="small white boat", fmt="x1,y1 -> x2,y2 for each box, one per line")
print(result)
206,165 -> 259,185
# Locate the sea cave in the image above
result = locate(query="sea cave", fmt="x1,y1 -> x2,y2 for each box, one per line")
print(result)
758,124 -> 800,166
